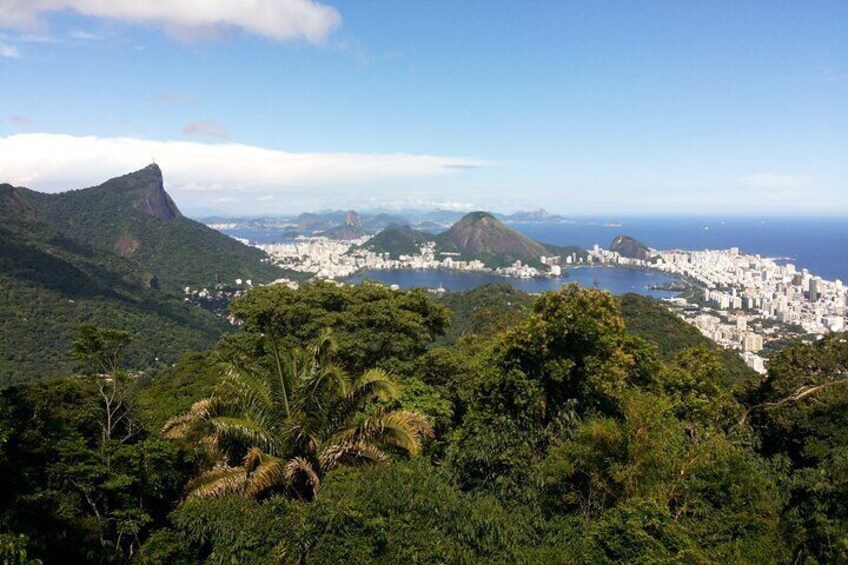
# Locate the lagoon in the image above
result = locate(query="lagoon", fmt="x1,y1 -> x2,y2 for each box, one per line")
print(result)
346,267 -> 684,298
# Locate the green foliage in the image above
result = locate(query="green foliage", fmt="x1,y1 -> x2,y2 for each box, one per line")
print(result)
0,533 -> 40,565
71,325 -> 133,375
227,280 -> 450,376
0,201 -> 230,387
619,294 -> 756,386
3,281 -> 846,563
360,224 -> 437,259
21,166 -> 286,289
748,335 -> 848,562
0,378 -> 198,562
164,331 -> 433,500
435,283 -> 534,344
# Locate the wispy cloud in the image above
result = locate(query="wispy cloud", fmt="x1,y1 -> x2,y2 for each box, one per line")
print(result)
149,92 -> 196,105
0,0 -> 342,44
68,30 -> 103,41
7,115 -> 32,127
0,42 -> 19,58
737,173 -> 818,190
182,120 -> 229,140
0,133 -> 482,196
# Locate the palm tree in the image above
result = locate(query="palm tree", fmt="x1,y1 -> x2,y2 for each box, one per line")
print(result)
162,330 -> 432,500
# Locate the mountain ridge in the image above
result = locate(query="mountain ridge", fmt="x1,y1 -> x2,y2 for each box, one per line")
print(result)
11,165 -> 285,289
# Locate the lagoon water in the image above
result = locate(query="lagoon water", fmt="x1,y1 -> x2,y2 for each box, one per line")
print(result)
346,267 -> 683,298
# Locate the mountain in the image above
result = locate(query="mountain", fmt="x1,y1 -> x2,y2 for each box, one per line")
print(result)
344,210 -> 363,228
17,165 -> 285,289
321,224 -> 367,240
319,210 -> 368,240
362,213 -> 409,233
496,209 -> 565,223
361,212 -> 587,267
0,182 -> 230,387
610,235 -> 652,261
361,224 -> 437,258
438,212 -> 549,267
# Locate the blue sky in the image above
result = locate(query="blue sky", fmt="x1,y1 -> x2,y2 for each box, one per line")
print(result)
1,1 -> 846,216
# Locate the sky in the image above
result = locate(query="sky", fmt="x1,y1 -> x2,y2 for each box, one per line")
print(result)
0,1 -> 846,217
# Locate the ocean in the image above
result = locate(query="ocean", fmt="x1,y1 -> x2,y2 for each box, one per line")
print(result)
515,217 -> 848,282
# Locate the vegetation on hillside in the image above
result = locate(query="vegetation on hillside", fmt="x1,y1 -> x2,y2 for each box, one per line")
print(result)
17,165 -> 286,289
361,213 -> 588,268
0,189 -> 230,387
359,224 -> 440,259
1,283 -> 846,563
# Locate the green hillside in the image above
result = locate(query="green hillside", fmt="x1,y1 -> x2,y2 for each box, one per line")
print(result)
361,224 -> 439,258
0,184 -> 230,387
20,165 -> 285,289
619,293 -> 757,385
437,211 -> 548,267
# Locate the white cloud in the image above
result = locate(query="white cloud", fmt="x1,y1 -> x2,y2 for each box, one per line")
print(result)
0,0 -> 341,44
0,42 -> 19,57
182,120 -> 229,140
0,133 -> 482,196
737,173 -> 818,190
257,195 -> 275,201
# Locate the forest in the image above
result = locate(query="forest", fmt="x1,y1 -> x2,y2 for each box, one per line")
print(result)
1,282 -> 846,564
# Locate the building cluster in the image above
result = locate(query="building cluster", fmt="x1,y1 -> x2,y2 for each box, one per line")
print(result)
257,237 -> 370,279
593,245 -> 848,375
258,237 -> 564,280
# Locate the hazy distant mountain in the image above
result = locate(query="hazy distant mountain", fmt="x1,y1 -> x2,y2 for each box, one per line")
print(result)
17,164 -> 284,289
610,235 -> 652,260
497,209 -> 571,223
0,181 -> 229,387
321,224 -> 367,240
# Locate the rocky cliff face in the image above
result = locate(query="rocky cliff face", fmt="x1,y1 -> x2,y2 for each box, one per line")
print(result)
345,210 -> 363,228
124,164 -> 182,221
610,235 -> 651,260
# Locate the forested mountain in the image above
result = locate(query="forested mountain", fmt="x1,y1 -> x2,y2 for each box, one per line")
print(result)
0,183 -> 229,387
362,212 -> 586,267
17,165 -> 285,289
438,211 -> 549,266
360,224 -> 439,258
610,234 -> 652,260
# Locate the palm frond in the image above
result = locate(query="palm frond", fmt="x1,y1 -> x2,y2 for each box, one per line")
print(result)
210,416 -> 280,454
318,440 -> 388,472
187,463 -> 248,499
348,368 -> 399,403
220,364 -> 275,416
244,457 -> 288,498
284,457 -> 322,498
161,398 -> 215,438
339,409 -> 433,456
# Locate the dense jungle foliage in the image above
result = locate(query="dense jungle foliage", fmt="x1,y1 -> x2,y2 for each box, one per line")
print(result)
1,282 -> 846,564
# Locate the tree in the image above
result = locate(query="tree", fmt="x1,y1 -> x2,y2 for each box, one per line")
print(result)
746,335 -> 848,562
163,330 -> 433,500
225,281 -> 450,377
